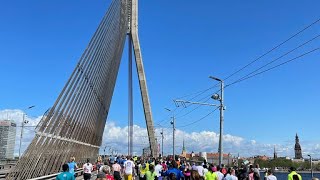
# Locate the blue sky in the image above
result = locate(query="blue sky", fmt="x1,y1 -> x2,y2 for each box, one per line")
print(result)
0,1 -> 319,156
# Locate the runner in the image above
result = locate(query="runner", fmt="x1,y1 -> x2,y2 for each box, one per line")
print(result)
112,160 -> 122,180
68,157 -> 78,177
162,161 -> 167,172
230,169 -> 238,180
265,169 -> 276,180
215,166 -> 224,180
83,158 -> 93,180
56,164 -> 75,180
106,166 -> 115,180
164,160 -> 184,180
124,157 -> 135,180
97,166 -> 108,180
196,163 -> 204,179
146,164 -> 157,180
154,161 -> 163,180
205,165 -> 218,180
223,168 -> 233,180
183,166 -> 191,180
100,161 -> 110,172
191,170 -> 201,180
288,167 -> 302,180
140,161 -> 149,180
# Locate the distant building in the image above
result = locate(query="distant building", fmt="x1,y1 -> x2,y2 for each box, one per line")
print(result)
207,152 -> 233,165
274,146 -> 277,159
294,133 -> 303,159
142,147 -> 151,157
181,139 -> 187,158
0,120 -> 17,159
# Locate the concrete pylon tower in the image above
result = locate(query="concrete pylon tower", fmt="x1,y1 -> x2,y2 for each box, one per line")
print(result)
127,0 -> 157,157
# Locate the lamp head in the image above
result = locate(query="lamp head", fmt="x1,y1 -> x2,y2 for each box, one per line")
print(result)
165,108 -> 171,112
211,94 -> 220,100
170,121 -> 174,125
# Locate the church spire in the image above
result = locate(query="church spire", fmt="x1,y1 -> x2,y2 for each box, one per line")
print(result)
181,139 -> 187,158
294,133 -> 302,159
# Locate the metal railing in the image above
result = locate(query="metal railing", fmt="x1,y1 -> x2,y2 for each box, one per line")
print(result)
27,168 -> 83,180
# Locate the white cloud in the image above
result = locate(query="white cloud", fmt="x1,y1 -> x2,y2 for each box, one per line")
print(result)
1,109 -> 319,158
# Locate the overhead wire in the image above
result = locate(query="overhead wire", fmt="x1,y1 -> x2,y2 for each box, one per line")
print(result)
158,88 -> 221,126
176,107 -> 219,128
227,34 -> 320,85
223,17 -> 320,81
225,47 -> 320,88
156,17 -> 320,128
169,17 -> 320,104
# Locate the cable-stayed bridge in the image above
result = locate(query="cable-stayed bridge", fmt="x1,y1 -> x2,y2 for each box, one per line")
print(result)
6,0 -> 157,179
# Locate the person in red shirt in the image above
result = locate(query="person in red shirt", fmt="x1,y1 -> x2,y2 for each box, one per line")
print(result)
106,168 -> 115,180
162,161 -> 167,172
97,166 -> 115,180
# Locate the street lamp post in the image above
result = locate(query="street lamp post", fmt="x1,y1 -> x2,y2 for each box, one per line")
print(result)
170,118 -> 175,160
209,76 -> 224,167
165,108 -> 175,159
160,129 -> 164,157
19,105 -> 35,159
104,146 -> 108,158
308,154 -> 313,178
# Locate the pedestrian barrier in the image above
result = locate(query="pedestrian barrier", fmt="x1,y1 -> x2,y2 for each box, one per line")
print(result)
26,168 -> 84,180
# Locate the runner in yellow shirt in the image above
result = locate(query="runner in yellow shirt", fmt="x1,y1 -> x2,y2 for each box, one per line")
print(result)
205,165 -> 218,180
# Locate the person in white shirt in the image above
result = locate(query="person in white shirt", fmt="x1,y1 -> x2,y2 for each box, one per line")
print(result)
154,161 -> 163,180
124,157 -> 135,180
99,161 -> 110,172
230,169 -> 238,180
83,159 -> 93,180
196,164 -> 204,178
215,166 -> 224,180
203,165 -> 209,176
223,168 -> 238,180
265,169 -> 277,180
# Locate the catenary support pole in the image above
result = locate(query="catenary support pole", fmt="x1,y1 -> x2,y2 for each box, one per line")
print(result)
218,80 -> 224,167
19,114 -> 25,159
161,129 -> 164,157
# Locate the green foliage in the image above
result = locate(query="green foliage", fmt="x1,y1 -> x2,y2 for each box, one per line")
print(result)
253,158 -> 319,170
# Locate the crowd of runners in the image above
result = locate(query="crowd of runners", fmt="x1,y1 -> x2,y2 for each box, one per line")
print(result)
55,156 -> 312,180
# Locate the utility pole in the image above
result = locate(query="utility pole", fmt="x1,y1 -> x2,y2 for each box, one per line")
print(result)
19,114 -> 26,159
171,117 -> 175,160
209,76 -> 224,167
165,108 -> 175,159
173,99 -> 219,162
308,155 -> 313,178
160,129 -> 164,157
174,75 -> 225,167
104,146 -> 108,158
19,105 -> 35,159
